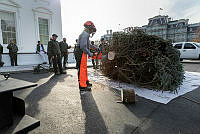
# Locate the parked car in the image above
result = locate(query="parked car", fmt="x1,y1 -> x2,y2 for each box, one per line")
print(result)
173,42 -> 200,60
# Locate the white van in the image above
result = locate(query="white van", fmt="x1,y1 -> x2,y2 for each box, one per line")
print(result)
173,42 -> 200,60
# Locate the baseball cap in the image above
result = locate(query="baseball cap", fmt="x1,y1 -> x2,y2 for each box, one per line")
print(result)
52,34 -> 58,37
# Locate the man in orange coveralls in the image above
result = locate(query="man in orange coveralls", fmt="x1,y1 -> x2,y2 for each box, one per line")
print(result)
75,21 -> 98,91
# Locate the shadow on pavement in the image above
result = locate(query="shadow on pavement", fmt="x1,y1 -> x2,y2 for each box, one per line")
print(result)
124,96 -> 160,119
80,91 -> 108,134
124,95 -> 200,134
11,72 -> 53,83
24,74 -> 65,117
122,124 -> 143,134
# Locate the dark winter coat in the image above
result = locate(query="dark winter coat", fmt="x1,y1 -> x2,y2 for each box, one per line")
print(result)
47,40 -> 61,57
99,43 -> 106,55
7,43 -> 18,54
59,41 -> 71,54
0,44 -> 3,54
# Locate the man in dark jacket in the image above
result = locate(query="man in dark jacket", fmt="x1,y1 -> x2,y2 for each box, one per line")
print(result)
36,41 -> 47,64
99,38 -> 105,55
0,44 -> 4,67
74,39 -> 79,68
47,34 -> 66,75
90,41 -> 98,69
7,40 -> 18,66
59,38 -> 71,68
48,37 -> 53,68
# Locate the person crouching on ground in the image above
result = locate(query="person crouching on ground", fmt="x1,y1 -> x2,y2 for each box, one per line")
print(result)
47,34 -> 66,75
36,41 -> 47,64
75,21 -> 98,91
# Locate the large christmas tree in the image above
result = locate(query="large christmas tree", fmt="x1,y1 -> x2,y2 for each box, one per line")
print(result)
101,29 -> 185,92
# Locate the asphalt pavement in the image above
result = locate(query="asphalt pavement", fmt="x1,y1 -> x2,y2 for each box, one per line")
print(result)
4,63 -> 200,134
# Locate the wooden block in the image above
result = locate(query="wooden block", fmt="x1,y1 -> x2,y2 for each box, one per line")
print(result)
121,89 -> 136,103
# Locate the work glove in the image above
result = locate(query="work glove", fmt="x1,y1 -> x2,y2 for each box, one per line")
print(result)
96,48 -> 100,52
88,52 -> 93,57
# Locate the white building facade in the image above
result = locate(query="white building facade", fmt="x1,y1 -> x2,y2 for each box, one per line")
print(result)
0,0 -> 62,66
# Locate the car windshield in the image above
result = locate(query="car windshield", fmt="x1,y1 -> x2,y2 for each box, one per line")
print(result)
194,43 -> 200,48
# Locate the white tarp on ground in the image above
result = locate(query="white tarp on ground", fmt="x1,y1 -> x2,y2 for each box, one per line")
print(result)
88,70 -> 200,104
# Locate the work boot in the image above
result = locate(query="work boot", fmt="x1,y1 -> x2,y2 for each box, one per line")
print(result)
55,72 -> 60,75
86,81 -> 92,87
60,71 -> 66,74
0,62 -> 4,67
79,86 -> 91,91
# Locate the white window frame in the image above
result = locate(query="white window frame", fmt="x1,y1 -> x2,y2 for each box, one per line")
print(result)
38,17 -> 49,45
33,7 -> 52,46
0,2 -> 21,53
0,11 -> 17,45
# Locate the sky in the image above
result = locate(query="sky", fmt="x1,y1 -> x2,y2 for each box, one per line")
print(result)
60,0 -> 200,45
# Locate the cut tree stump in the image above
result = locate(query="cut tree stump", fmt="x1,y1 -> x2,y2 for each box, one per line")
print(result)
121,89 -> 136,104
